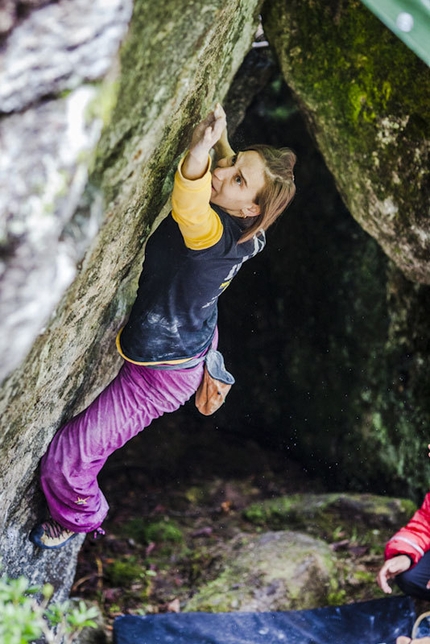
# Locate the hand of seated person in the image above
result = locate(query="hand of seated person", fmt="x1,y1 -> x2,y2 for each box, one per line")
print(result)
377,554 -> 412,593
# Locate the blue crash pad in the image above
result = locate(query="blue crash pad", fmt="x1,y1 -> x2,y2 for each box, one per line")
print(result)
113,595 -> 415,644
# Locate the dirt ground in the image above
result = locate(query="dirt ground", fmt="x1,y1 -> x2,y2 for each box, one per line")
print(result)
70,409 -> 411,639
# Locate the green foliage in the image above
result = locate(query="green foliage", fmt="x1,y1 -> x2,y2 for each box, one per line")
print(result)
104,556 -> 155,587
243,497 -> 300,529
243,493 -> 413,559
0,570 -> 99,644
327,576 -> 347,606
352,570 -> 375,584
122,517 -> 184,546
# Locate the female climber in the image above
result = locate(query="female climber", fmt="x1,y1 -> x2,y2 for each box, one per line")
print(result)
30,103 -> 297,549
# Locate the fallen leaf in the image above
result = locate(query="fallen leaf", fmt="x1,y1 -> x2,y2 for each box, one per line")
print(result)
167,598 -> 180,613
330,539 -> 350,551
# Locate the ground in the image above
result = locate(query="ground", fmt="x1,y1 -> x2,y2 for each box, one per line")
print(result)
70,408 -> 415,638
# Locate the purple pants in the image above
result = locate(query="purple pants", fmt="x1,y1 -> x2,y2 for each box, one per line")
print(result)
40,356 -> 206,533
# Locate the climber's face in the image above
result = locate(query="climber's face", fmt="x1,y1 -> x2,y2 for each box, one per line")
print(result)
210,151 -> 265,218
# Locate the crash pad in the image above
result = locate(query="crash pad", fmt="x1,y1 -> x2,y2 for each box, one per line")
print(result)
113,595 -> 415,644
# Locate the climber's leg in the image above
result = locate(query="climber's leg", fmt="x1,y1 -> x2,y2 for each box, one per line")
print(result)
30,359 -> 205,546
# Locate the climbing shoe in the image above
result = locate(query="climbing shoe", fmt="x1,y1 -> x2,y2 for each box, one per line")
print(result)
29,518 -> 78,549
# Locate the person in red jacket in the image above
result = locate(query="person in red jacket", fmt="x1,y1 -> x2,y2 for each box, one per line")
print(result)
377,492 -> 430,599
377,446 -> 430,600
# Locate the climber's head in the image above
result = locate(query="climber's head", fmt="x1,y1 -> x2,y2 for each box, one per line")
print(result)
238,144 -> 296,243
210,150 -> 265,220
211,145 -> 296,242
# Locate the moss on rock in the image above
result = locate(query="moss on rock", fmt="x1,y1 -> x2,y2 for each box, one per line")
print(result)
243,492 -> 416,537
263,0 -> 430,284
183,531 -> 337,612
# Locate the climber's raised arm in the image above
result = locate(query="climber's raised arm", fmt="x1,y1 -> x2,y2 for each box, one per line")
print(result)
213,109 -> 235,163
181,103 -> 227,181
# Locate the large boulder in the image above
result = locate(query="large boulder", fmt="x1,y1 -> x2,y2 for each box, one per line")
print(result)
183,531 -> 337,612
0,0 -> 134,384
0,0 -> 262,596
263,0 -> 430,285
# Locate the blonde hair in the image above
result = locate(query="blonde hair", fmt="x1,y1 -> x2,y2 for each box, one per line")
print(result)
239,145 -> 296,243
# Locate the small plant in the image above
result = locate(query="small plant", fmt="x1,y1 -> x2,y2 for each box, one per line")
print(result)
122,517 -> 184,547
327,575 -> 347,606
105,557 -> 150,586
0,570 -> 100,644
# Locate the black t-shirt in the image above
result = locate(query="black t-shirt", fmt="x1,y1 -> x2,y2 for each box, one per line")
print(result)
119,205 -> 265,363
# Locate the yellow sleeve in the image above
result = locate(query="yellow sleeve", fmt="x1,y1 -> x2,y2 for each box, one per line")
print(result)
171,155 -> 224,250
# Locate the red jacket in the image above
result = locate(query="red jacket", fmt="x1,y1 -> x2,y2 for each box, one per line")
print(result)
385,493 -> 430,565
